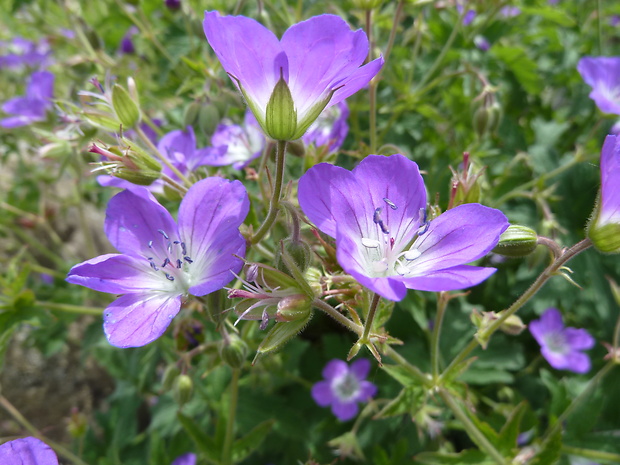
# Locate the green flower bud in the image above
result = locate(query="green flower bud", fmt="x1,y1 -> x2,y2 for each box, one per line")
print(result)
265,72 -> 297,140
274,238 -> 313,275
275,294 -> 313,322
254,314 -> 312,362
183,101 -> 201,128
498,314 -> 526,336
112,84 -> 141,128
492,225 -> 538,257
588,222 -> 620,254
219,333 -> 249,369
197,104 -> 220,136
304,267 -> 323,297
173,374 -> 193,406
162,365 -> 181,391
287,139 -> 306,157
67,408 -> 88,439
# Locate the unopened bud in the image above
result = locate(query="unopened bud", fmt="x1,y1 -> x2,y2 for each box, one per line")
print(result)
265,71 -> 297,140
162,365 -> 181,391
112,84 -> 141,128
183,101 -> 201,128
67,408 -> 88,439
492,225 -> 538,257
198,105 -> 220,136
274,238 -> 312,275
254,314 -> 312,362
287,139 -> 306,157
219,333 -> 249,369
173,374 -> 193,406
588,222 -> 620,254
498,314 -> 526,336
276,294 -> 312,322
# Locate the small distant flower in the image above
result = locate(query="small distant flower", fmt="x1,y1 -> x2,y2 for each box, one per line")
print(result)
302,101 -> 349,154
67,178 -> 249,347
0,38 -> 51,69
312,359 -> 377,421
529,308 -> 595,374
171,453 -> 196,465
205,110 -> 265,169
1,70 -> 54,128
158,126 -> 211,180
588,135 -> 620,252
577,56 -> 620,115
298,154 -> 508,301
203,12 -> 383,141
474,35 -> 491,52
0,437 -> 58,464
611,15 -> 620,27
500,6 -> 521,18
119,26 -> 139,55
165,0 -> 181,10
456,3 -> 476,26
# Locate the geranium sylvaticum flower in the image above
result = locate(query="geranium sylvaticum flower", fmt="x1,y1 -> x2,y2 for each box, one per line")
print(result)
67,178 -> 249,348
0,437 -> 58,464
588,134 -> 620,252
298,154 -> 509,301
577,57 -> 620,115
302,101 -> 349,154
171,453 -> 196,465
203,12 -> 383,141
205,110 -> 265,169
312,358 -> 377,421
529,308 -> 595,374
1,70 -> 54,128
158,125 -> 212,180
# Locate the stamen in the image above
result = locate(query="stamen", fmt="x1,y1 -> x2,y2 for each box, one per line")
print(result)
176,259 -> 183,269
184,256 -> 193,263
372,258 -> 389,274
148,258 -> 159,271
390,237 -> 395,249
161,258 -> 170,268
383,198 -> 398,210
361,238 -> 380,248
405,249 -> 421,260
173,240 -> 180,244
181,242 -> 187,256
148,240 -> 153,248
373,207 -> 383,224
379,221 -> 390,235
395,263 -> 410,275
164,273 -> 175,281
167,241 -> 172,253
417,208 -> 430,235
158,229 -> 169,239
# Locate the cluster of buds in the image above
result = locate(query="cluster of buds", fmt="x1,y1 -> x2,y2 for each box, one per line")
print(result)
227,262 -> 315,361
471,309 -> 526,348
79,75 -> 141,131
448,151 -> 485,207
89,138 -> 161,185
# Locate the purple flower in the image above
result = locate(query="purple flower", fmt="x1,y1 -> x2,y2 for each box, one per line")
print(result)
500,6 -> 521,18
119,26 -> 139,55
0,437 -> 58,464
171,453 -> 196,465
203,12 -> 383,141
298,154 -> 508,301
165,0 -> 181,10
158,126 -> 211,180
588,135 -> 620,252
1,70 -> 54,128
311,359 -> 377,421
0,38 -> 51,69
474,36 -> 491,52
205,110 -> 265,169
67,178 -> 249,347
529,308 -> 595,374
611,15 -> 620,27
457,3 -> 476,26
611,121 -> 620,135
302,101 -> 349,154
577,56 -> 620,115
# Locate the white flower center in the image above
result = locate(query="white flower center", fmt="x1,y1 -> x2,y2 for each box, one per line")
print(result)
144,228 -> 193,291
332,372 -> 361,402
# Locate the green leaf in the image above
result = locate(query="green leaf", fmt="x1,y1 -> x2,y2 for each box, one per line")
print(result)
254,316 -> 311,361
521,7 -> 576,27
231,419 -> 275,462
491,45 -> 543,94
381,364 -> 423,387
375,386 -> 428,419
498,402 -> 528,454
531,427 -> 562,465
177,412 -> 220,460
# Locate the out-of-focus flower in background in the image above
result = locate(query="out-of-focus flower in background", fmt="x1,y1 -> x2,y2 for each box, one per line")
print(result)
0,437 -> 58,464
0,37 -> 51,69
577,56 -> 620,115
312,358 -> 377,421
302,101 -> 349,154
205,110 -> 265,169
1,70 -> 54,128
529,308 -> 595,374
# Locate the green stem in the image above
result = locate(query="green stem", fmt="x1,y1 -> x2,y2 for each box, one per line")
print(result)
596,0 -> 603,55
222,368 -> 240,465
312,298 -> 363,335
72,155 -> 97,259
440,238 -> 593,383
542,361 -> 616,444
36,301 -> 103,316
439,390 -> 508,465
251,140 -> 287,244
562,445 -> 620,463
361,293 -> 381,343
431,293 -> 449,380
136,127 -> 192,188
382,345 -> 431,387
0,395 -> 89,465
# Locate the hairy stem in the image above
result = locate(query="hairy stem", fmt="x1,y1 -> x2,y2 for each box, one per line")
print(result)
431,293 -> 449,380
221,368 -> 240,465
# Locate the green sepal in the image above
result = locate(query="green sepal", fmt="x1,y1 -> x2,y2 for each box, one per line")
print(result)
253,314 -> 311,362
112,84 -> 141,128
265,74 -> 297,140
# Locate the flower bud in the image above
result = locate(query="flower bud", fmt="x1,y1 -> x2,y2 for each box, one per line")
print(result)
265,72 -> 297,140
197,104 -> 220,135
588,222 -> 620,254
450,152 -> 485,207
274,238 -> 313,275
183,101 -> 201,128
173,374 -> 193,406
112,83 -> 141,128
254,314 -> 312,362
492,225 -> 538,257
92,140 -> 161,186
276,294 -> 312,322
218,333 -> 249,369
162,365 -> 181,391
287,139 -> 306,157
67,408 -> 88,439
498,314 -> 526,336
